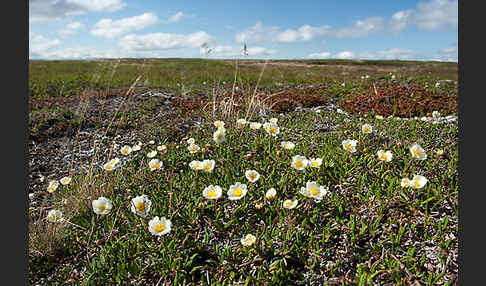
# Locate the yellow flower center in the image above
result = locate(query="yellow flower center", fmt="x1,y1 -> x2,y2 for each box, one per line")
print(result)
414,180 -> 421,187
216,134 -> 222,140
312,162 -> 318,167
310,187 -> 319,195
270,127 -> 276,133
98,204 -> 106,212
364,127 -> 369,132
190,147 -> 196,151
152,163 -> 159,169
106,164 -> 113,170
249,174 -> 256,181
136,201 -> 145,212
154,223 -> 165,233
205,164 -> 211,170
345,144 -> 352,151
285,201 -> 293,207
413,149 -> 422,157
295,161 -> 303,168
381,154 -> 388,160
233,188 -> 243,196
208,190 -> 217,197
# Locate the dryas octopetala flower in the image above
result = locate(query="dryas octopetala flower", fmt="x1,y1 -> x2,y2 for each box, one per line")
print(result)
342,140 -> 357,153
309,158 -> 322,168
47,180 -> 60,193
120,145 -> 132,156
213,129 -> 226,144
300,181 -> 328,200
245,170 -> 260,183
237,118 -> 248,126
400,178 -> 411,187
147,150 -> 157,158
292,155 -> 308,170
227,182 -> 248,200
92,197 -> 113,215
214,121 -> 225,128
148,159 -> 162,171
410,144 -> 427,160
130,195 -> 152,217
436,149 -> 444,156
375,115 -> 384,120
249,122 -> 262,130
189,160 -> 204,171
432,111 -> 441,120
283,199 -> 298,209
187,138 -> 195,145
149,140 -> 155,145
148,216 -> 172,236
263,122 -> 280,136
60,176 -> 72,185
265,188 -> 277,200
47,209 -> 63,223
241,234 -> 256,246
157,145 -> 167,152
377,150 -> 393,162
410,175 -> 428,189
132,144 -> 141,152
187,143 -> 200,153
281,141 -> 295,150
203,185 -> 223,200
202,159 -> 215,172
361,124 -> 373,134
269,118 -> 278,124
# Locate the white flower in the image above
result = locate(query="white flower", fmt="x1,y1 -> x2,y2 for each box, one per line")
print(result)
92,197 -> 113,215
341,82 -> 345,87
39,175 -> 46,183
436,149 -> 444,156
269,118 -> 278,124
130,195 -> 152,217
237,118 -> 248,126
309,158 -> 322,168
391,75 -> 396,80
420,116 -> 428,122
377,150 -> 393,162
291,155 -> 308,170
410,144 -> 427,160
148,216 -> 172,236
147,150 -> 157,158
263,122 -> 279,136
283,199 -> 298,209
47,180 -> 59,193
432,111 -> 441,120
110,158 -> 120,165
435,82 -> 440,88
149,140 -> 155,145
213,130 -> 226,144
337,108 -> 345,114
202,159 -> 215,172
217,126 -> 226,133
300,181 -> 327,199
157,145 -> 167,152
241,234 -> 256,246
365,75 -> 370,79
227,182 -> 248,200
249,122 -> 262,130
265,188 -> 277,200
187,144 -> 200,153
342,140 -> 357,153
148,159 -> 162,171
281,141 -> 295,150
361,124 -> 372,134
47,209 -> 63,223
59,176 -> 72,185
103,161 -> 117,172
120,145 -> 132,155
187,138 -> 195,145
132,144 -> 141,152
189,160 -> 204,171
203,185 -> 223,200
410,175 -> 428,189
245,170 -> 260,183
214,121 -> 225,128
401,178 -> 411,187
375,115 -> 384,120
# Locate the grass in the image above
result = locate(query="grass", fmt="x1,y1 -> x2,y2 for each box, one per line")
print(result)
28,59 -> 458,285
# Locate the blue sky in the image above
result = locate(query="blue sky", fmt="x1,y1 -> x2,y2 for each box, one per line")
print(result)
29,0 -> 458,61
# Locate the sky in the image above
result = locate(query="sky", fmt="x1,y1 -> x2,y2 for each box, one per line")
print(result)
29,0 -> 458,62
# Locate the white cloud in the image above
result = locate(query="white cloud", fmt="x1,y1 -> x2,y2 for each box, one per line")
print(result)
59,21 -> 85,36
333,17 -> 385,39
235,21 -> 279,43
307,52 -> 332,59
91,13 -> 158,39
29,34 -> 61,58
168,11 -> 184,23
236,22 -> 330,43
29,0 -> 126,23
334,51 -> 355,59
433,46 -> 458,62
358,48 -> 425,60
200,45 -> 276,57
389,0 -> 457,32
120,31 -> 214,51
274,25 -> 330,42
